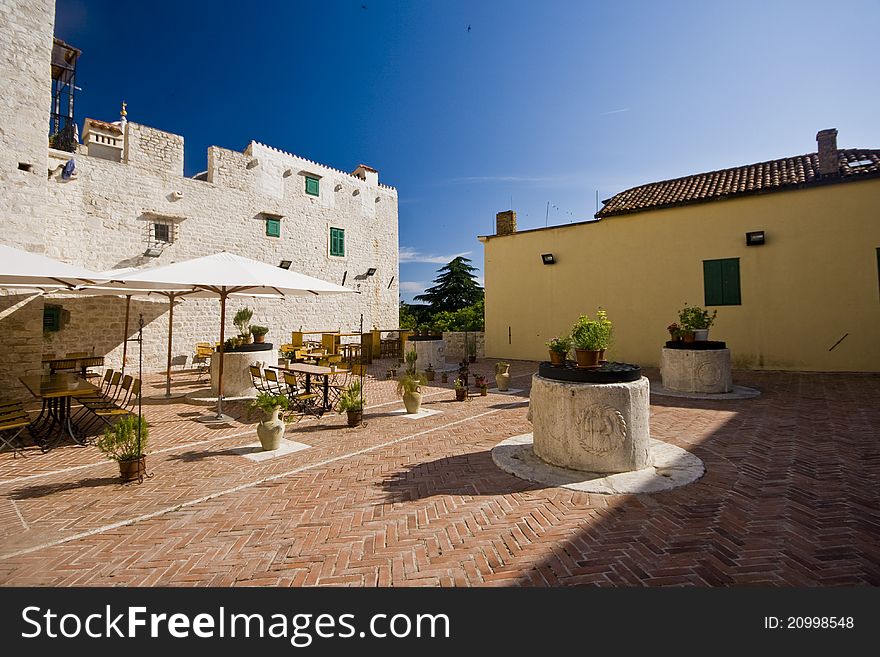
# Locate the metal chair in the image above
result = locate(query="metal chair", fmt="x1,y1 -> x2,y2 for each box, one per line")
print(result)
193,343 -> 213,382
262,369 -> 286,395
281,371 -> 321,419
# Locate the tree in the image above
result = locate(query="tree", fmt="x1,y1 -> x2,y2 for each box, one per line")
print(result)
414,256 -> 483,313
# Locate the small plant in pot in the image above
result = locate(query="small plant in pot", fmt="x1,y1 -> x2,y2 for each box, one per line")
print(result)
546,336 -> 571,366
495,361 -> 510,391
250,392 -> 289,451
570,309 -> 612,369
475,374 -> 488,395
234,307 -> 254,344
397,372 -> 426,414
96,414 -> 149,483
336,380 -> 364,427
424,363 -> 435,382
678,304 -> 717,341
454,377 -> 468,401
250,325 -> 269,344
667,322 -> 682,342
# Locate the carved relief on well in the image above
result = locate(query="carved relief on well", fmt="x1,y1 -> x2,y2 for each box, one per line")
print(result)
576,405 -> 627,455
696,361 -> 721,386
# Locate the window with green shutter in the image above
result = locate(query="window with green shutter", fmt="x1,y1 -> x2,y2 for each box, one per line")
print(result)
330,227 -> 345,257
265,217 -> 281,238
703,258 -> 741,306
43,305 -> 61,332
305,175 -> 320,197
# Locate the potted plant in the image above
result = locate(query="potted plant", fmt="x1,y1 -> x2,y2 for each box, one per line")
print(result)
454,377 -> 467,401
397,372 -> 426,414
404,347 -> 418,375
234,307 -> 254,343
250,325 -> 269,344
678,304 -> 717,341
667,322 -> 682,342
250,392 -> 289,451
495,362 -> 510,391
424,363 -> 435,382
570,309 -> 612,369
336,380 -> 364,427
441,371 -> 448,384
96,414 -> 149,483
546,336 -> 571,366
475,374 -> 488,395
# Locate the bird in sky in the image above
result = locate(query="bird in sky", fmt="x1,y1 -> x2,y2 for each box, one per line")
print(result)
467,24 -> 471,32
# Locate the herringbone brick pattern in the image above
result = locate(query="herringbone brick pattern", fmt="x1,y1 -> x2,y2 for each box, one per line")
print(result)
0,362 -> 878,586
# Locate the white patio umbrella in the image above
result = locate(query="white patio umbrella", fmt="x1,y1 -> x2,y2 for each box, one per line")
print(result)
98,252 -> 354,420
0,243 -> 104,289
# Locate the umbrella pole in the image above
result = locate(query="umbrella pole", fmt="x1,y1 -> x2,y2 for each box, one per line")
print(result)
165,293 -> 174,397
216,290 -> 227,419
121,295 -> 131,378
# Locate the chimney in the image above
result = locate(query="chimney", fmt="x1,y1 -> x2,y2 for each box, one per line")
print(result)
495,210 -> 517,236
816,128 -> 839,177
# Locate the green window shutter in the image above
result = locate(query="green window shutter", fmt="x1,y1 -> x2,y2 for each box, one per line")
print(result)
330,227 -> 344,256
305,176 -> 320,197
703,258 -> 741,306
703,260 -> 724,306
265,218 -> 280,237
721,258 -> 741,305
43,305 -> 61,332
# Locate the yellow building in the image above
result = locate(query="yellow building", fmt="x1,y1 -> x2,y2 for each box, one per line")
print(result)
480,129 -> 880,372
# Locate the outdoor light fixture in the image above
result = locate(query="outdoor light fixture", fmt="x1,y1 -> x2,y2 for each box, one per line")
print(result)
365,267 -> 377,276
745,231 -> 765,246
144,247 -> 162,258
541,253 -> 556,265
278,260 -> 292,269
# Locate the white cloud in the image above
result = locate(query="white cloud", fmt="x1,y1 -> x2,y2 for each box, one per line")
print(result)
399,281 -> 427,293
599,108 -> 631,115
399,247 -> 472,264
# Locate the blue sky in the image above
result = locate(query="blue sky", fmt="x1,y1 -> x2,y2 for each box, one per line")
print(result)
55,0 -> 879,302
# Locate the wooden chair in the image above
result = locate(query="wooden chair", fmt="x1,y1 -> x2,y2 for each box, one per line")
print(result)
75,371 -> 122,405
49,357 -> 79,374
262,369 -> 286,395
0,401 -> 30,457
281,371 -> 320,419
193,343 -> 213,381
77,379 -> 140,430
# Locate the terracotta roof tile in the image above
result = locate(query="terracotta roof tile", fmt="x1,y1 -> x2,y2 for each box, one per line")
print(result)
596,149 -> 880,218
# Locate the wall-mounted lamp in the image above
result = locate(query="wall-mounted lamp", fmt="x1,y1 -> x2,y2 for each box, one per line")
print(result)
745,231 -> 765,246
144,247 -> 162,258
279,260 -> 292,269
541,253 -> 556,265
365,267 -> 377,276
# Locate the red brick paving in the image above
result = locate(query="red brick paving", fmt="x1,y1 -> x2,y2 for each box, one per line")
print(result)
0,361 -> 878,586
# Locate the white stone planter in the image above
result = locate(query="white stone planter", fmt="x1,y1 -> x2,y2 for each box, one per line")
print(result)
660,347 -> 732,393
210,349 -> 278,398
528,374 -> 652,473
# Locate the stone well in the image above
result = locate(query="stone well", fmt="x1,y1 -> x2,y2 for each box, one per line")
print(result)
210,345 -> 277,398
405,337 -> 445,371
660,346 -> 732,394
528,374 -> 652,473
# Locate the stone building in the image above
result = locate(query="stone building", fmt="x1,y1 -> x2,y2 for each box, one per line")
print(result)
0,0 -> 399,400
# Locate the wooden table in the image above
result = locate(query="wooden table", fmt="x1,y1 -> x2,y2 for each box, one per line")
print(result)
19,373 -> 100,449
274,363 -> 347,413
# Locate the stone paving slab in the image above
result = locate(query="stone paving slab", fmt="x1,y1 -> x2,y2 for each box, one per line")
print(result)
389,408 -> 443,420
237,440 -> 311,462
650,382 -> 761,400
0,362 -> 878,587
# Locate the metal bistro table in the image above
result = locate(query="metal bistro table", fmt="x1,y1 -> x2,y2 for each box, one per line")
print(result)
19,373 -> 100,450
276,363 -> 345,414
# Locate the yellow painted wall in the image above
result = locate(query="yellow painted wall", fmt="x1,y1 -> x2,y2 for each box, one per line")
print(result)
482,178 -> 880,371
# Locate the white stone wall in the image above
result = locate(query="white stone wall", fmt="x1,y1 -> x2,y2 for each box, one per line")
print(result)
0,0 -> 400,395
442,332 -> 486,360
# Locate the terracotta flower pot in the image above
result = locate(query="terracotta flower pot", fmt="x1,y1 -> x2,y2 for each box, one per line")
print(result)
682,331 -> 696,344
118,456 -> 146,483
253,334 -> 265,344
425,370 -> 435,382
455,387 -> 467,401
480,386 -> 487,396
574,348 -> 602,369
347,410 -> 363,427
549,351 -> 565,366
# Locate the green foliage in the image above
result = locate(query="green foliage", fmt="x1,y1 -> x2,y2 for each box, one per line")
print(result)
495,361 -> 510,374
414,256 -> 484,313
96,415 -> 149,462
396,372 -> 426,396
547,336 -> 572,354
571,309 -> 613,350
430,299 -> 485,332
399,301 -> 419,329
233,307 -> 253,337
250,325 -> 269,337
251,392 -> 289,416
404,348 -> 418,374
454,377 -> 467,389
336,380 -> 364,413
678,305 -> 717,330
